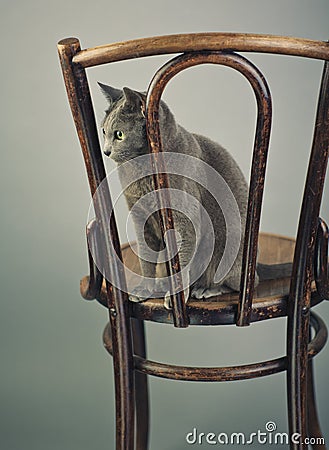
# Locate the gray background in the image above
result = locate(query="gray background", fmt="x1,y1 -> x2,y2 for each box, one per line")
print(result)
1,0 -> 329,449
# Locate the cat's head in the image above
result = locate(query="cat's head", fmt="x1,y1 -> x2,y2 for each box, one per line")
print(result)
98,84 -> 149,164
99,83 -> 177,164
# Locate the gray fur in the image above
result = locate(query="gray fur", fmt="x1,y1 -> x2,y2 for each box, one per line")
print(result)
99,84 -> 291,304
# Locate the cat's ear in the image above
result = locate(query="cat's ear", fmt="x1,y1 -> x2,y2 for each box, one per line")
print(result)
123,87 -> 146,115
98,82 -> 122,105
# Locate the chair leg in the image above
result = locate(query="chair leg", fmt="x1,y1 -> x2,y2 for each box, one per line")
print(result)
307,358 -> 326,449
132,319 -> 150,450
287,314 -> 309,449
110,315 -> 135,450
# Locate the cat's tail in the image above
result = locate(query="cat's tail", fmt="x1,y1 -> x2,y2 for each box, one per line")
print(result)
257,262 -> 293,281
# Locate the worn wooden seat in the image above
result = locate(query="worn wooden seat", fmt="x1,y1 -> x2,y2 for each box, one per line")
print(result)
58,33 -> 329,449
89,233 -> 323,325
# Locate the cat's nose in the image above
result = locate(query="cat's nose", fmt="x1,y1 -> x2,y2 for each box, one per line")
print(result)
103,148 -> 111,157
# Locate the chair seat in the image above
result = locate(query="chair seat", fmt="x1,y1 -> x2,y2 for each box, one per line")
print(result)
93,232 -> 323,325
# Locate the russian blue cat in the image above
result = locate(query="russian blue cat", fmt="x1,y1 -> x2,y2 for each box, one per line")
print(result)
99,83 -> 291,306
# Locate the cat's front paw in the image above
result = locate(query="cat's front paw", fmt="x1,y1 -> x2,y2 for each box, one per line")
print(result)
191,285 -> 233,299
164,291 -> 171,310
129,285 -> 153,303
163,286 -> 190,310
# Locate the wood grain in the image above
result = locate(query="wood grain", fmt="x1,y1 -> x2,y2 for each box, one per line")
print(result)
70,33 -> 329,68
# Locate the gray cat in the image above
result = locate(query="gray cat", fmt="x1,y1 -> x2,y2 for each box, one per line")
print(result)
99,83 -> 291,306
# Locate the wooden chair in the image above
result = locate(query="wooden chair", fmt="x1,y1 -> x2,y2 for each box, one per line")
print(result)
58,33 -> 329,449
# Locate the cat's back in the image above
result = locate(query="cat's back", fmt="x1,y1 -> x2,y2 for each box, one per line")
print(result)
192,133 -> 247,189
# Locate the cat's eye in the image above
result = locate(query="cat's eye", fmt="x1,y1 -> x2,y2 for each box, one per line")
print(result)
102,128 -> 106,136
114,130 -> 125,141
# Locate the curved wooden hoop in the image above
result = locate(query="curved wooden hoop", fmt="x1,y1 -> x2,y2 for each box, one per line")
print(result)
145,51 -> 272,327
103,311 -> 327,382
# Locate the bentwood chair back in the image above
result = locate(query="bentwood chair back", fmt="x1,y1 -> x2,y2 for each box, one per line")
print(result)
58,34 -> 329,449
